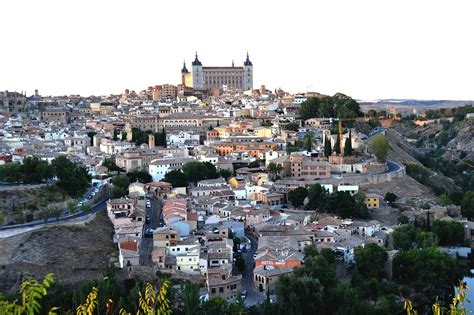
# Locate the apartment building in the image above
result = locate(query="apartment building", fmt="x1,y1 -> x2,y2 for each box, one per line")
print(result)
289,154 -> 331,180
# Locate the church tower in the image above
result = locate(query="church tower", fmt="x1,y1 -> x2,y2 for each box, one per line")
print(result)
191,52 -> 204,89
243,52 -> 253,90
181,60 -> 189,86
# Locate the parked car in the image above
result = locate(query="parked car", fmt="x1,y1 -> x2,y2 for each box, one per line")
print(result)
145,215 -> 151,223
240,290 -> 247,299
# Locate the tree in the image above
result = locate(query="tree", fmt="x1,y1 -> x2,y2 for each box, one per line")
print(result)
354,243 -> 388,280
154,127 -> 167,147
51,207 -> 62,221
102,158 -> 124,174
415,231 -> 438,248
299,97 -> 320,120
267,162 -> 283,180
431,220 -> 464,246
182,161 -> 218,185
333,134 -> 341,155
437,193 -> 452,206
303,132 -> 314,152
52,156 -> 90,198
284,122 -> 300,132
288,187 -> 308,207
163,170 -> 188,187
306,184 -> 327,210
343,129 -> 353,156
126,170 -> 152,183
80,204 -> 92,212
370,134 -> 390,163
182,283 -> 200,315
113,128 -> 119,141
392,248 -> 461,296
219,169 -> 232,181
384,192 -> 397,204
392,224 -> 416,251
367,109 -> 377,118
112,175 -> 130,198
324,136 -> 332,158
461,190 -> 474,219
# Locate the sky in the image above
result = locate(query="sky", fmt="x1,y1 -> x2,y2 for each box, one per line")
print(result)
1,0 -> 473,100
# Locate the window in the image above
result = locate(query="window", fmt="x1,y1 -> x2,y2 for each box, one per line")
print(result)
219,287 -> 224,293
211,288 -> 216,294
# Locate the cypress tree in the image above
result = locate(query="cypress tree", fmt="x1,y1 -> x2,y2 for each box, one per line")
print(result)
343,129 -> 353,156
324,136 -> 332,157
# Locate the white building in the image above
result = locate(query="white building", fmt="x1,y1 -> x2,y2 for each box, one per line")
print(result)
148,157 -> 194,181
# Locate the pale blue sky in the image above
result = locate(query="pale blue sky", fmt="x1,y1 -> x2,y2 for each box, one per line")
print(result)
1,0 -> 473,99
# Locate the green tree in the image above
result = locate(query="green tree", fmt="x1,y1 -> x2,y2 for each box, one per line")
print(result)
354,244 -> 388,280
163,170 -> 188,187
431,220 -> 464,246
437,193 -> 453,206
267,162 -> 283,180
182,161 -> 218,185
182,283 -> 200,315
384,192 -> 397,204
461,191 -> 474,219
219,169 -> 232,181
288,187 -> 308,207
392,248 -> 461,296
343,129 -> 353,156
370,134 -> 390,163
112,175 -> 130,198
299,97 -> 320,120
415,231 -> 438,248
333,134 -> 341,155
102,158 -> 124,174
306,184 -> 327,210
284,122 -> 300,132
52,156 -> 90,198
303,132 -> 314,152
324,136 -> 332,158
126,170 -> 152,183
276,274 -> 324,315
392,224 -> 416,251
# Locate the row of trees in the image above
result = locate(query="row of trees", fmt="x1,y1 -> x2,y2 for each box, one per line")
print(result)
0,156 -> 90,198
0,156 -> 54,184
131,128 -> 166,147
287,184 -> 369,218
392,220 -> 465,251
299,93 -> 363,120
163,161 -> 226,187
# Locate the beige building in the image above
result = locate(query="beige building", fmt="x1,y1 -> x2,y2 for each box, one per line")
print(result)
253,265 -> 294,293
42,108 -> 67,123
181,53 -> 253,90
206,266 -> 242,303
289,154 -> 331,180
152,84 -> 178,100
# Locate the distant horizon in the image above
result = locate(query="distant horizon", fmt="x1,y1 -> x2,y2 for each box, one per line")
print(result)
4,88 -> 474,103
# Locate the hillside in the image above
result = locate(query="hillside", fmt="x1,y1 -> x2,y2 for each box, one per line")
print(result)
0,213 -> 116,294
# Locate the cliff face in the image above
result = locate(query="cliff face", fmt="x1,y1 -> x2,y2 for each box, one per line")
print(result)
445,119 -> 474,159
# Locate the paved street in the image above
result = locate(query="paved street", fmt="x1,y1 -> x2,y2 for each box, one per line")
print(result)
140,196 -> 162,266
241,233 -> 265,307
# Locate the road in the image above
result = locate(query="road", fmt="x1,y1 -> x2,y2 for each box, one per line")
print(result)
0,186 -> 107,231
241,233 -> 265,307
361,128 -> 386,141
140,196 -> 162,266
